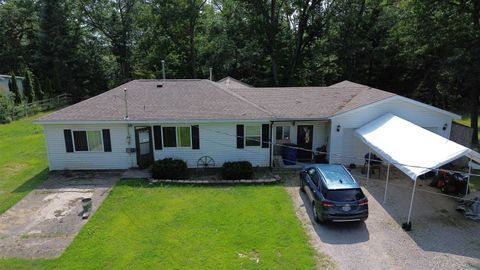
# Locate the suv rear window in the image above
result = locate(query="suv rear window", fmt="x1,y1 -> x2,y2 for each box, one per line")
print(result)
325,189 -> 365,202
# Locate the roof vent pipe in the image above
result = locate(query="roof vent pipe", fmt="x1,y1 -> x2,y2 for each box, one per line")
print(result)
161,60 -> 166,81
209,67 -> 213,81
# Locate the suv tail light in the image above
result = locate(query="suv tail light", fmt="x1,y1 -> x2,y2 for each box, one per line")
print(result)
358,198 -> 368,206
322,201 -> 335,207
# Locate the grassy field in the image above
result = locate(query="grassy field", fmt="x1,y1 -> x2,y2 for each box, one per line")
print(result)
0,181 -> 319,270
0,112 -> 50,214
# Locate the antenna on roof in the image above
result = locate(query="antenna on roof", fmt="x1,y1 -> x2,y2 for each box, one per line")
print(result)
209,67 -> 213,81
161,60 -> 166,81
124,88 -> 129,120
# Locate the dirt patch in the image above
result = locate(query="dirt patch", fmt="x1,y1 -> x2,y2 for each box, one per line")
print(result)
284,168 -> 480,270
0,171 -> 121,258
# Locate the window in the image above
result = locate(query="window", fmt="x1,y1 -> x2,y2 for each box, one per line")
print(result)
163,127 -> 177,147
307,168 -> 319,186
73,130 -> 103,152
245,126 -> 261,146
162,126 -> 191,148
275,126 -> 290,140
177,126 -> 191,147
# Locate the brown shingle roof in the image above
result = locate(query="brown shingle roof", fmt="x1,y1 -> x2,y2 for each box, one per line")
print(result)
38,79 -> 272,122
231,81 -> 395,120
37,79 -> 396,122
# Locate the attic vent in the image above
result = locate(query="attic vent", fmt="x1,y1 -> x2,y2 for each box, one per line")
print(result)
157,84 -> 163,88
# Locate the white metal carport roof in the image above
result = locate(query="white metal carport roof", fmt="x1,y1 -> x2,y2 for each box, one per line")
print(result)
354,113 -> 480,230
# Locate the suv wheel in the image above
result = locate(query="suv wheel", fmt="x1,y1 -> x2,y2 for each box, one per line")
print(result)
312,202 -> 321,223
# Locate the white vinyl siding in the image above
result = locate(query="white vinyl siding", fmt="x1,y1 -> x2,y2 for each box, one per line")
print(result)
43,122 -> 270,170
153,123 -> 270,167
43,124 -> 135,170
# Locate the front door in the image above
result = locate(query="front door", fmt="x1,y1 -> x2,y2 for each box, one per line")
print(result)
135,127 -> 154,168
297,125 -> 313,162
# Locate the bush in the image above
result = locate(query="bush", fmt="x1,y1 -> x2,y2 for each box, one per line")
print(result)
0,92 -> 15,123
152,158 -> 188,179
221,161 -> 254,180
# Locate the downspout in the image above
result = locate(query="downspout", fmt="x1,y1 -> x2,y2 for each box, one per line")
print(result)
269,121 -> 274,169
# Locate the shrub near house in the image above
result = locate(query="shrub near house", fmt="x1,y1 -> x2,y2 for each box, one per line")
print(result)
152,158 -> 188,179
222,161 -> 254,180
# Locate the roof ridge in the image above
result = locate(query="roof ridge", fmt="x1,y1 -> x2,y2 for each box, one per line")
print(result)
207,80 -> 274,117
332,87 -> 370,115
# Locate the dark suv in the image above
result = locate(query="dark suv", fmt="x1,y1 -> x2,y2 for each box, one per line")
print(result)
300,164 -> 368,223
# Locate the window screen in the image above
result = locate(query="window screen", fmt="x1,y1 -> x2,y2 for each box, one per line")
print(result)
87,131 -> 103,151
177,127 -> 191,147
245,126 -> 261,146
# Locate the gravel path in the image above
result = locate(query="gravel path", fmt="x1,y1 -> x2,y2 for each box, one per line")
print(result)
0,171 -> 120,258
284,168 -> 480,270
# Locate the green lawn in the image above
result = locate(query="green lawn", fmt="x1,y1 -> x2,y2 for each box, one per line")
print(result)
0,112 -> 50,214
0,181 -> 319,270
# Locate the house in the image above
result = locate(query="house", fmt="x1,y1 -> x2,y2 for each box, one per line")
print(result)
35,78 -> 460,171
0,74 -> 25,95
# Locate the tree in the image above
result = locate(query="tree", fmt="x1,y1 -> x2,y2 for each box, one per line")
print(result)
8,73 -> 22,103
79,0 -> 137,83
36,0 -> 75,95
33,75 -> 44,100
23,70 -> 35,102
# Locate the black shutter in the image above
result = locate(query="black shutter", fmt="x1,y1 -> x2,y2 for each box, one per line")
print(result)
102,129 -> 112,152
236,125 -> 244,149
64,129 -> 73,152
262,124 -> 269,148
153,125 -> 163,150
192,125 -> 200,149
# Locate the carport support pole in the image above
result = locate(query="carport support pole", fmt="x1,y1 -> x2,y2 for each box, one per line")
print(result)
466,158 -> 472,195
366,149 -> 371,185
407,178 -> 417,225
383,163 -> 390,204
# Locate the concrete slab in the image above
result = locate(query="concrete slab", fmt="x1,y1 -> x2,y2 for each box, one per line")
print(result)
0,171 -> 121,258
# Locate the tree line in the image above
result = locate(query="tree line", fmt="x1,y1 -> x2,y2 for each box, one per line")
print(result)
0,0 -> 478,144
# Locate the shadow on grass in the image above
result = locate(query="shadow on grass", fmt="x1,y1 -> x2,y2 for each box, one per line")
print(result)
118,178 -> 280,189
12,168 -> 50,193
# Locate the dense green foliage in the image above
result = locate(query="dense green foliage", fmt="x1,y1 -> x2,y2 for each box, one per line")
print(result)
23,70 -> 35,103
151,158 -> 189,179
0,0 -> 479,143
0,112 -> 50,214
8,73 -> 21,103
222,161 -> 254,180
0,181 -> 320,270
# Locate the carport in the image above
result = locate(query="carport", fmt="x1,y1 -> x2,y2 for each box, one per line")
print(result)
354,113 -> 480,230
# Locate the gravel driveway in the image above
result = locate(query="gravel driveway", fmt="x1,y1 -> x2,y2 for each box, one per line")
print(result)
0,171 -> 121,258
285,168 -> 480,270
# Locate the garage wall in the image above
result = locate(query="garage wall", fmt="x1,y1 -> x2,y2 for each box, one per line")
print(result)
329,96 -> 457,165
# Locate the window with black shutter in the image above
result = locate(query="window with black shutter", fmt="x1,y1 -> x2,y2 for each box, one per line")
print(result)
153,126 -> 163,150
236,125 -> 244,149
64,129 -> 73,152
102,129 -> 112,152
191,125 -> 199,149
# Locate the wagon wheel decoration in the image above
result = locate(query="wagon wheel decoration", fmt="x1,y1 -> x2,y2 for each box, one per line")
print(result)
197,156 -> 215,168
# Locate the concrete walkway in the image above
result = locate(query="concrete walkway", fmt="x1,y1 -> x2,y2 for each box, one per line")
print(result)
0,171 -> 121,258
